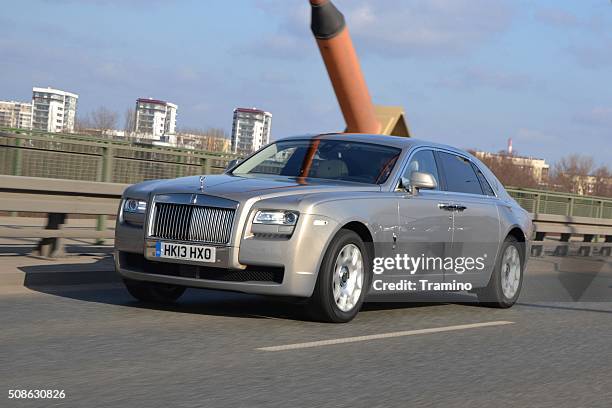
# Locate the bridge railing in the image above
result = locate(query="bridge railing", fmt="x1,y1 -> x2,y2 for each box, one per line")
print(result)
506,188 -> 612,220
0,129 -> 238,185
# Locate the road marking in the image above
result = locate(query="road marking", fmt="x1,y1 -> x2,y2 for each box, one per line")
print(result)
256,320 -> 514,352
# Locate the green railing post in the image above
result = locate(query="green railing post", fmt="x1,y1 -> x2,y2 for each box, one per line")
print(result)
10,138 -> 23,217
178,155 -> 185,178
96,147 -> 114,244
12,137 -> 23,176
202,157 -> 212,175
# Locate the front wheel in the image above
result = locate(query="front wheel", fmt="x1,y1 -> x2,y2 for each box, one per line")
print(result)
123,278 -> 186,303
477,236 -> 524,308
307,229 -> 370,323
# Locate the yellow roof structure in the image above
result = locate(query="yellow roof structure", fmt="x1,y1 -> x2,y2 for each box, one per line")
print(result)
373,105 -> 411,137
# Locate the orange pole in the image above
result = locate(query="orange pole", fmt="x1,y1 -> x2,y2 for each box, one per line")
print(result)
309,0 -> 381,134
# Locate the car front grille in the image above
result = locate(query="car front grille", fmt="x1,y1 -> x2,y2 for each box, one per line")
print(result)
151,203 -> 235,244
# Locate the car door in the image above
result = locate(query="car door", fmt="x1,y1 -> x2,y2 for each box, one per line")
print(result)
435,151 -> 500,287
396,149 -> 452,284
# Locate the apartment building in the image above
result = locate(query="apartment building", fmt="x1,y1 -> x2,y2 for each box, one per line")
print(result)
230,107 -> 272,155
31,87 -> 78,133
134,98 -> 177,141
0,101 -> 33,129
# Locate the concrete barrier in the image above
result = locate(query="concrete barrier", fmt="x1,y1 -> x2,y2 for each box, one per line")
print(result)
1,174 -> 611,258
0,175 -> 127,257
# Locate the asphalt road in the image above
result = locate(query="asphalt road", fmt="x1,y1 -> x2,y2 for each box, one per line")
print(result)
1,253 -> 612,408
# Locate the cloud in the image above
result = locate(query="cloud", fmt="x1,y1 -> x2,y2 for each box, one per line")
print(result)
175,66 -> 200,83
567,40 -> 612,69
238,34 -> 312,60
514,128 -> 557,143
574,107 -> 612,127
533,7 -> 612,69
535,8 -> 579,28
250,0 -> 517,59
435,67 -> 543,92
43,0 -> 169,7
534,7 -> 608,34
346,0 -> 516,58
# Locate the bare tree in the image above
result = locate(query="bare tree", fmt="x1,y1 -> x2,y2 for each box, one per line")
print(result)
124,107 -> 135,134
592,165 -> 612,197
549,154 -> 594,194
468,149 -> 539,189
89,106 -> 119,132
74,115 -> 92,132
176,127 -> 229,151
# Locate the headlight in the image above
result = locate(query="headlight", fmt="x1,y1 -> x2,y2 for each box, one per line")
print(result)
253,210 -> 299,226
123,199 -> 147,214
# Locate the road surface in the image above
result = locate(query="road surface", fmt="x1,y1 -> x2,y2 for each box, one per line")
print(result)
1,250 -> 611,407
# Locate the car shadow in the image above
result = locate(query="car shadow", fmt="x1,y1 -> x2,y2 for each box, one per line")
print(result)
13,251 -> 612,321
17,256 -> 472,322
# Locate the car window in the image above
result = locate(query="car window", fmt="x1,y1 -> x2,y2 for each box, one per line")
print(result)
472,163 -> 495,196
248,146 -> 299,175
232,139 -> 401,184
437,152 -> 483,195
403,149 -> 440,190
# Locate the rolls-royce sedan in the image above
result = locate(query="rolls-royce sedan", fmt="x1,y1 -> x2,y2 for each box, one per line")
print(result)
115,133 -> 532,322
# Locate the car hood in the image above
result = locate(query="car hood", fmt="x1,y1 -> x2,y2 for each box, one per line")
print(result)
125,174 -> 381,202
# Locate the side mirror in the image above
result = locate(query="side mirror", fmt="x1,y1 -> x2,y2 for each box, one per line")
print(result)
402,171 -> 437,194
225,158 -> 241,172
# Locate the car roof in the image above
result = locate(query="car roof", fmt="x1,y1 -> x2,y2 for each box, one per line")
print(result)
277,133 -> 466,154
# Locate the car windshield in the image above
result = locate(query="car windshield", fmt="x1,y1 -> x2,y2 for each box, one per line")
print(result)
231,139 -> 401,184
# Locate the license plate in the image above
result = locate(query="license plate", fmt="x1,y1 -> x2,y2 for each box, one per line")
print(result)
155,242 -> 216,263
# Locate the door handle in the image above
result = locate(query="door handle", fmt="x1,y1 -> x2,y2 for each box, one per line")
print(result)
438,203 -> 468,212
438,203 -> 455,211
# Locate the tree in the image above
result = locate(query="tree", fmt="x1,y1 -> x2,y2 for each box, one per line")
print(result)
74,115 -> 92,132
591,165 -> 612,197
175,127 -> 229,152
549,154 -> 594,194
89,106 -> 118,132
468,149 -> 539,189
124,107 -> 135,134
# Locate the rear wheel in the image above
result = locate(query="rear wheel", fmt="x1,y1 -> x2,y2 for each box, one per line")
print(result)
123,278 -> 186,303
477,236 -> 524,308
308,230 -> 370,323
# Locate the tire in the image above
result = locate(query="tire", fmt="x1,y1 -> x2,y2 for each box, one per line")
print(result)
307,229 -> 371,323
123,278 -> 186,303
477,236 -> 524,308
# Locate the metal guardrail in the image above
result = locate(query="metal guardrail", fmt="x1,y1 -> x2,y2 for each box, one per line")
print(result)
1,174 -> 611,258
0,175 -> 126,256
0,174 -> 611,260
507,188 -> 612,219
507,188 -> 612,256
0,129 -> 238,185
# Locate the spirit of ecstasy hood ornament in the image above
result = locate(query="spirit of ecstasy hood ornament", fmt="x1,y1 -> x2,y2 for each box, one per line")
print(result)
199,175 -> 205,191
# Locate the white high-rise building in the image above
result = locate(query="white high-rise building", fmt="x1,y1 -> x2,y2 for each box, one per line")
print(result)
231,108 -> 272,155
32,87 -> 78,133
134,98 -> 178,142
0,101 -> 33,129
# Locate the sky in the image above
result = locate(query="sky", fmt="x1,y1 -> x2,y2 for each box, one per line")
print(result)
1,0 -> 611,166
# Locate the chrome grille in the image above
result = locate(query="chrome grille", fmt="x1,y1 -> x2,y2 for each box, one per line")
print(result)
151,203 -> 235,244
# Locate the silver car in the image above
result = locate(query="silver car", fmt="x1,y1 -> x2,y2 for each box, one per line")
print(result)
115,134 -> 532,322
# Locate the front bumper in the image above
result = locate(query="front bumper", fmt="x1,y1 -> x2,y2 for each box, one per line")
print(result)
114,213 -> 339,298
116,250 -> 316,297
